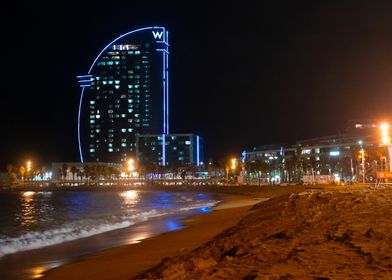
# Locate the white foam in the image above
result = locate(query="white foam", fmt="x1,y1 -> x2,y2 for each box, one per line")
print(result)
0,200 -> 220,257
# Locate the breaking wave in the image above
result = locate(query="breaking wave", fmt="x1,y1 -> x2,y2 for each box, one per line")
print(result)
0,200 -> 219,257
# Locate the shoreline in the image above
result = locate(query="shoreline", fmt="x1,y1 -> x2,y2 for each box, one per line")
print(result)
3,184 -> 362,279
42,191 -> 260,279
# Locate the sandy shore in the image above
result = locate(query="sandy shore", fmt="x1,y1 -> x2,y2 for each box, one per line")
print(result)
42,191 -> 261,280
139,185 -> 392,279
41,184 -> 385,280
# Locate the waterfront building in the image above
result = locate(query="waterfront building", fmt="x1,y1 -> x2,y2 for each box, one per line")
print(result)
136,133 -> 203,167
243,121 -> 391,184
77,27 -> 169,163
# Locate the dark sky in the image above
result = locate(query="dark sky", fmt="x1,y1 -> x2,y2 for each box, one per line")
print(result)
1,0 -> 392,167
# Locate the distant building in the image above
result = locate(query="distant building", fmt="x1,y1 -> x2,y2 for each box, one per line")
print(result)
76,27 -> 205,168
136,133 -> 203,167
243,122 -> 391,184
77,27 -> 169,163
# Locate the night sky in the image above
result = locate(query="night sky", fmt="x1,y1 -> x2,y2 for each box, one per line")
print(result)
1,1 -> 392,168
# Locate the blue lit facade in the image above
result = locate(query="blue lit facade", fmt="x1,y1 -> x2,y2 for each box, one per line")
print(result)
78,27 -> 169,163
136,134 -> 204,167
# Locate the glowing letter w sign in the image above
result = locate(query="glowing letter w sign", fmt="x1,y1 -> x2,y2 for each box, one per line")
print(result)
152,31 -> 163,40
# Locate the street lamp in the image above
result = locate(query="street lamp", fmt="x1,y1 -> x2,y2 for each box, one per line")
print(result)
380,122 -> 390,145
231,158 -> 237,170
26,161 -> 32,172
358,141 -> 365,183
127,159 -> 135,173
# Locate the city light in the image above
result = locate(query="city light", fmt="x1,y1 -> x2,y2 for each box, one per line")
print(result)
231,158 -> 237,170
26,161 -> 32,172
127,158 -> 135,172
380,122 -> 390,145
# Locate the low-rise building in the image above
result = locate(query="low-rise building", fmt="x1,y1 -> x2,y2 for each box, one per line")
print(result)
136,133 -> 203,167
243,121 -> 391,184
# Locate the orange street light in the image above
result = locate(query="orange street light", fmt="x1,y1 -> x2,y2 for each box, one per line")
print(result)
127,158 -> 135,172
231,158 -> 237,170
26,161 -> 32,172
380,122 -> 390,145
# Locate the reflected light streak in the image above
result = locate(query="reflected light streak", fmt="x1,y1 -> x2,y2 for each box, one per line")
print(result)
23,191 -> 35,197
128,232 -> 152,244
166,219 -> 184,231
31,267 -> 45,279
120,190 -> 140,206
17,192 -> 37,226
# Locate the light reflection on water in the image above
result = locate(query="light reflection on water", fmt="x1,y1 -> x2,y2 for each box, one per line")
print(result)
165,218 -> 185,231
16,192 -> 37,226
0,190 -> 219,280
120,190 -> 140,206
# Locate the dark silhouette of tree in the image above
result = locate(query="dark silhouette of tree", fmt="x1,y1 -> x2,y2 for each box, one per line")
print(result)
70,166 -> 78,181
6,164 -> 17,183
62,163 -> 68,181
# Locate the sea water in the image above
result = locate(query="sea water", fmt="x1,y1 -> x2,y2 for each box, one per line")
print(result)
0,190 -> 220,279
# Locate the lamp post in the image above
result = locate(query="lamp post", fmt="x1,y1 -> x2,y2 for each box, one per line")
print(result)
358,141 -> 365,183
380,123 -> 390,145
380,122 -> 390,172
26,161 -> 32,181
127,159 -> 135,182
26,161 -> 32,172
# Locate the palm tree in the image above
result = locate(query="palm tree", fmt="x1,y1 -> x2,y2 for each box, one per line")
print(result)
19,166 -> 26,180
70,166 -> 78,181
83,165 -> 91,183
62,163 -> 68,181
6,164 -> 17,183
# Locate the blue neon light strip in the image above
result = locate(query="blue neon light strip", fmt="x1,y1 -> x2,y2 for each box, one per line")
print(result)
78,87 -> 86,162
77,26 -> 167,162
77,75 -> 93,78
166,31 -> 169,134
156,49 -> 170,54
78,79 -> 94,83
166,63 -> 169,134
155,27 -> 169,135
162,134 -> 166,166
196,136 -> 200,166
163,46 -> 166,134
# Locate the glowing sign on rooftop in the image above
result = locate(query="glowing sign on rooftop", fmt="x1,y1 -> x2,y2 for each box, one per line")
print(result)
112,44 -> 140,51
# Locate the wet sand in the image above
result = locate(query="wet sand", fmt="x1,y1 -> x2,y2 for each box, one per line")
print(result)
40,185 -> 314,279
42,193 -> 261,279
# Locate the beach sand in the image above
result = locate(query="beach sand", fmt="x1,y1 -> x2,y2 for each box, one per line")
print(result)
42,192 -> 260,280
139,185 -> 392,279
41,184 -> 391,280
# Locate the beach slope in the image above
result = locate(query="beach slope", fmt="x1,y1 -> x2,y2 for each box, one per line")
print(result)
138,187 -> 392,279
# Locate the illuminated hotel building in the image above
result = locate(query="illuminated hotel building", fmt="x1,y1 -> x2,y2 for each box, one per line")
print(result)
136,134 -> 203,167
77,27 -> 169,163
